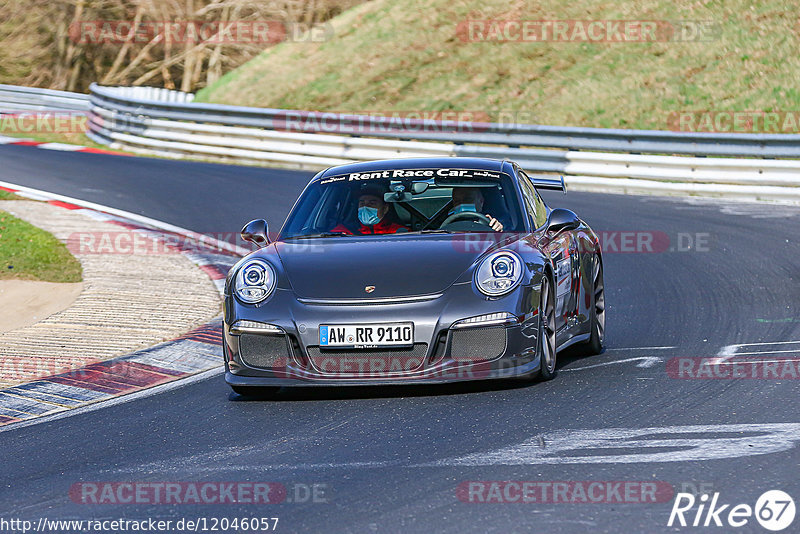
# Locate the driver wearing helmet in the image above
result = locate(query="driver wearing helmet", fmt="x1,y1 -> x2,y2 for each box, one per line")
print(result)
449,188 -> 504,232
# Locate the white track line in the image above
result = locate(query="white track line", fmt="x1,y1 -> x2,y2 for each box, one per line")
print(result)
732,350 -> 800,356
709,340 -> 800,366
562,356 -> 662,372
731,340 -> 800,347
0,135 -> 33,144
714,359 -> 800,365
605,346 -> 676,351
425,423 -> 800,466
707,344 -> 739,366
37,142 -> 85,151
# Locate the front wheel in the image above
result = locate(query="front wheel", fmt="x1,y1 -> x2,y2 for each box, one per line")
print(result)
538,273 -> 558,380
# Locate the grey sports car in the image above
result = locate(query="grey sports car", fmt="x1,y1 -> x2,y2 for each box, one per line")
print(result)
223,157 -> 604,395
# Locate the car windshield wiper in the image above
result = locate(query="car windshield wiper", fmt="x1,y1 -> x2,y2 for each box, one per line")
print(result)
408,229 -> 463,234
285,231 -> 351,240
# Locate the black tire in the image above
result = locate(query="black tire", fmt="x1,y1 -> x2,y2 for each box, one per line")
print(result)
538,273 -> 558,380
577,256 -> 605,356
230,386 -> 281,398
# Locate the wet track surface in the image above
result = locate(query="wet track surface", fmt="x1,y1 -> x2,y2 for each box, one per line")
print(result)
2,144 -> 800,532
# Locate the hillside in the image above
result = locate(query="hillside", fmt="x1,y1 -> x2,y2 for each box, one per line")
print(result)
195,0 -> 800,130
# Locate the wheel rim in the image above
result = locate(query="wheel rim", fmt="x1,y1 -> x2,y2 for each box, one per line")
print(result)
540,276 -> 557,373
593,260 -> 605,343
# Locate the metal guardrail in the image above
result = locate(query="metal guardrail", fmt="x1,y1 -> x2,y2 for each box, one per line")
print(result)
0,84 -> 90,113
96,86 -> 195,104
87,83 -> 800,158
83,83 -> 800,201
0,84 -> 191,114
3,83 -> 800,201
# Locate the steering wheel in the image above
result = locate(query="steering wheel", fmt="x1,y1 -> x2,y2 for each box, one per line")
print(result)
440,211 -> 491,227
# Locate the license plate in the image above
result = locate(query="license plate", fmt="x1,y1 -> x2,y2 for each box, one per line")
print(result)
319,323 -> 414,348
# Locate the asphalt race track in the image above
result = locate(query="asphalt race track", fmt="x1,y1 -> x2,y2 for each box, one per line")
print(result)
2,143 -> 800,532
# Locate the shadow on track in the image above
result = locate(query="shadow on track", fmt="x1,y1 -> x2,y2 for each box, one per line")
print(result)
227,348 -> 603,402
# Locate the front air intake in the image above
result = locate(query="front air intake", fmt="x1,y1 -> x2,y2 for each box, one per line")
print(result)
239,334 -> 291,369
448,326 -> 507,362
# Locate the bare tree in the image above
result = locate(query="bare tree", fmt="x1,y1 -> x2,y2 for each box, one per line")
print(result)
0,0 -> 363,92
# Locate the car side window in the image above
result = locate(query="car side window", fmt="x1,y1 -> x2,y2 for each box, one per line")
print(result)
516,171 -> 536,216
517,170 -> 547,229
531,188 -> 548,229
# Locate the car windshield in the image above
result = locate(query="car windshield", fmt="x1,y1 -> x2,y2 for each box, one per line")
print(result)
279,167 -> 524,239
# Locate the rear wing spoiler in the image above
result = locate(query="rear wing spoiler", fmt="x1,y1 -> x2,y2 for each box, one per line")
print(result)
532,175 -> 567,194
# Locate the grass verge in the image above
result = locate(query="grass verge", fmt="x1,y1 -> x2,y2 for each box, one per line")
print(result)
196,0 -> 800,131
0,210 -> 82,282
0,190 -> 22,201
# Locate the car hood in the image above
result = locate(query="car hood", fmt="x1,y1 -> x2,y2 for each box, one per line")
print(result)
275,234 -> 508,299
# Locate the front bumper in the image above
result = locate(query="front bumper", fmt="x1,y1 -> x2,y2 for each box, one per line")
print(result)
223,282 -> 542,386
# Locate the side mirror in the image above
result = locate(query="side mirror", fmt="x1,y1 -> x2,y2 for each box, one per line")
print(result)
546,208 -> 580,234
241,219 -> 269,247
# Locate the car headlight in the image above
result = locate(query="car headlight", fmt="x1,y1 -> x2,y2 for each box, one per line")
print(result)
234,259 -> 276,303
474,251 -> 523,296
